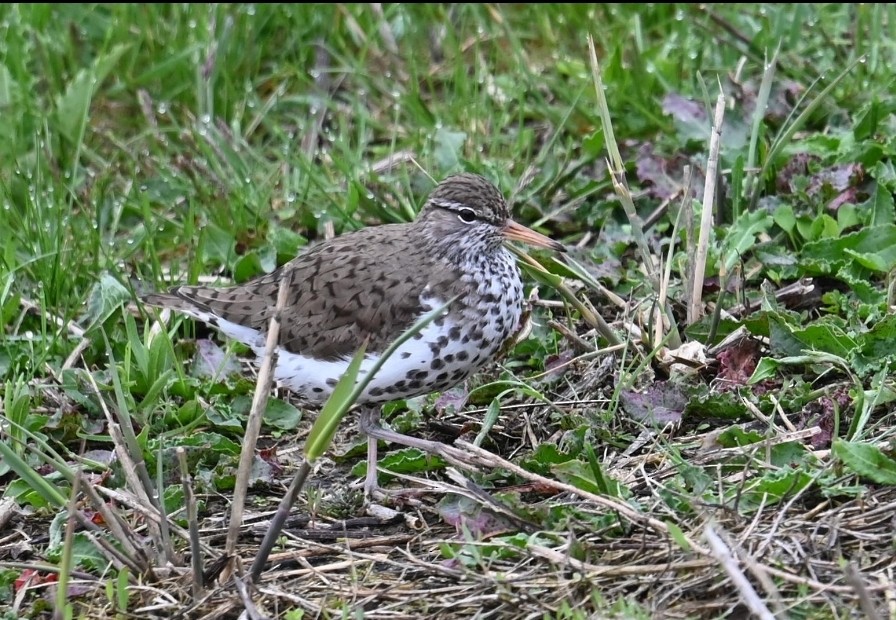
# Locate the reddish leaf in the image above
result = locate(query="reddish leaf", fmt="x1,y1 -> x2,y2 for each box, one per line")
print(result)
635,143 -> 705,201
434,385 -> 468,415
716,338 -> 762,386
620,382 -> 687,425
799,385 -> 852,449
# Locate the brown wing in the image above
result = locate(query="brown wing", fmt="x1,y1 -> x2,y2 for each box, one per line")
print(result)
143,223 -> 447,360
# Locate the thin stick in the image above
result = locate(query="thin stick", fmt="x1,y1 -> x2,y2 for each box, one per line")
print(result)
225,270 -> 292,560
249,462 -> 313,582
688,92 -> 726,324
705,524 -> 775,620
177,448 -> 204,598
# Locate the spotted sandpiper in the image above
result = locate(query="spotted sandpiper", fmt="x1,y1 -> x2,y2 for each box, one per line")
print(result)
142,173 -> 565,495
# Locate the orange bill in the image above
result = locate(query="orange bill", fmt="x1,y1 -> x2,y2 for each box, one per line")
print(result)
503,219 -> 566,252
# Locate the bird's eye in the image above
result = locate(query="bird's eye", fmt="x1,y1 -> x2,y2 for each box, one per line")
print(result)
458,208 -> 477,223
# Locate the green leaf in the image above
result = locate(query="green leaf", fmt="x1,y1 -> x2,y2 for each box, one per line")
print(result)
832,439 -> 896,485
808,213 -> 839,241
768,315 -> 810,357
748,357 -> 781,383
864,182 -> 895,227
665,521 -> 691,552
773,203 -> 796,233
80,273 -> 132,332
717,426 -> 764,448
351,447 -> 444,478
200,223 -> 237,268
853,314 -> 896,372
552,458 -> 629,498
233,250 -> 267,283
520,443 -> 576,476
46,529 -> 109,572
433,127 -> 467,171
269,227 -> 308,260
0,441 -> 67,507
304,340 -> 368,461
735,469 -> 813,510
722,209 -> 773,271
802,224 -> 896,274
582,128 -> 605,157
54,44 -> 129,143
262,398 -> 302,430
790,323 -> 858,359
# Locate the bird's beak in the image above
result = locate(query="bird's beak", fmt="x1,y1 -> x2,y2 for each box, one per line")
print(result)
503,220 -> 566,252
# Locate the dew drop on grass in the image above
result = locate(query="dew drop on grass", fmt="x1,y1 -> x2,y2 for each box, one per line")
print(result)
286,193 -> 296,204
188,19 -> 197,29
245,4 -> 256,16
157,102 -> 169,115
25,330 -> 34,341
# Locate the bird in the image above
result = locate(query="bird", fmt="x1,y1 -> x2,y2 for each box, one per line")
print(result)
141,172 -> 565,497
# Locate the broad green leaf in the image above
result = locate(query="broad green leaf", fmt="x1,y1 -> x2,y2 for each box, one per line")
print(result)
791,323 -> 857,359
768,316 -> 809,357
722,209 -> 773,271
832,439 -> 896,485
802,224 -> 896,273
81,273 -> 132,331
853,314 -> 896,373
735,469 -> 813,510
200,223 -> 237,268
552,458 -> 629,498
54,44 -> 129,143
845,247 -> 896,272
262,398 -> 302,431
717,426 -> 763,448
433,127 -> 467,171
773,203 -> 796,233
865,182 -> 895,227
808,214 -> 839,241
520,443 -> 576,476
351,447 -> 444,477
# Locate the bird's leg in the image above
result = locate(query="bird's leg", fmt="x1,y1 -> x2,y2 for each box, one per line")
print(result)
358,405 -> 479,499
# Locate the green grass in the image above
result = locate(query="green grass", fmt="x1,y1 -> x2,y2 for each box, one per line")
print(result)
3,4 -> 896,619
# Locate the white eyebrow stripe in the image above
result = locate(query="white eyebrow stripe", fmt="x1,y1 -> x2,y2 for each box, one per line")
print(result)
429,200 -> 470,210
